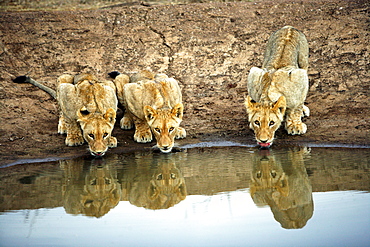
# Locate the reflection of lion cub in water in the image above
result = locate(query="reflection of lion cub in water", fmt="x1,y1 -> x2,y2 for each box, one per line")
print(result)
245,26 -> 310,147
14,74 -> 118,156
250,148 -> 313,229
111,71 -> 186,153
61,158 -> 121,218
127,154 -> 187,210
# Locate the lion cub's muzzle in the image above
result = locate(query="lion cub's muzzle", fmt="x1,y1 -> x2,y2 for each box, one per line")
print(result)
89,141 -> 109,157
255,128 -> 276,148
156,138 -> 174,153
154,131 -> 175,153
253,124 -> 277,148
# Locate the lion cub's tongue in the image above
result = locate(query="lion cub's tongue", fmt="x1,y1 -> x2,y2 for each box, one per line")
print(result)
259,142 -> 271,148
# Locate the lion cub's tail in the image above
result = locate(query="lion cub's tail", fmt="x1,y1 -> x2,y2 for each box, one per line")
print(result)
108,70 -> 155,83
13,76 -> 57,99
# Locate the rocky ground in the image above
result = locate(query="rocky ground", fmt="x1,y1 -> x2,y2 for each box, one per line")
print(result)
0,0 -> 369,166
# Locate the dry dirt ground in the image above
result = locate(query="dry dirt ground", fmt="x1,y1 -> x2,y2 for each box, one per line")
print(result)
0,0 -> 369,166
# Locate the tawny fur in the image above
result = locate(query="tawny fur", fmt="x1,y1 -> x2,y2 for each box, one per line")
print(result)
113,71 -> 186,153
61,158 -> 121,217
15,74 -> 118,156
128,155 -> 187,210
58,74 -> 118,156
250,148 -> 313,229
245,26 -> 310,146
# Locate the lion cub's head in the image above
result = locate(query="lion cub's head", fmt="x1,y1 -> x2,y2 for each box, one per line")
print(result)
144,103 -> 184,153
147,161 -> 187,209
82,163 -> 121,217
245,96 -> 286,147
250,155 -> 288,201
77,108 -> 116,157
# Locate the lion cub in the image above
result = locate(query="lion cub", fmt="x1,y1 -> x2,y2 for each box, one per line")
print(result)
245,26 -> 310,147
111,71 -> 186,153
14,74 -> 118,157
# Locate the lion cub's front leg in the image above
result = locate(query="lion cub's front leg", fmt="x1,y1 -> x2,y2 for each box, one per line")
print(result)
58,113 -> 84,145
133,117 -> 153,143
120,111 -> 134,130
285,106 -> 308,135
64,118 -> 85,146
112,73 -> 132,130
58,113 -> 67,134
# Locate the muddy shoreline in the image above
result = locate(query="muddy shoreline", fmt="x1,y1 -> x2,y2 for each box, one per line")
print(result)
2,140 -> 369,169
0,0 -> 369,166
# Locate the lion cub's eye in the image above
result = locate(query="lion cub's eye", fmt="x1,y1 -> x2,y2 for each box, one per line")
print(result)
169,127 -> 175,132
269,121 -> 275,126
103,133 -> 108,138
254,120 -> 260,126
88,133 -> 94,139
154,128 -> 161,133
157,174 -> 163,180
170,173 -> 176,179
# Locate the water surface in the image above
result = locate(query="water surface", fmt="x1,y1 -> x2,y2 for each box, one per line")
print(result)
1,146 -> 369,246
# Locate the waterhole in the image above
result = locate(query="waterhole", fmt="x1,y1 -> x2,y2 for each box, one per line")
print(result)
0,145 -> 369,246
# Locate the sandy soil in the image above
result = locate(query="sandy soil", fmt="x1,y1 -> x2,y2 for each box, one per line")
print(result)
0,0 -> 369,166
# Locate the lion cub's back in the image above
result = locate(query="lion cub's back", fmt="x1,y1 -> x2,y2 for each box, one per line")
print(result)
263,25 -> 308,71
58,76 -> 117,120
124,75 -> 182,119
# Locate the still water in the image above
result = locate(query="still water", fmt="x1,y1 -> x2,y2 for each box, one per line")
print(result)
0,145 -> 369,247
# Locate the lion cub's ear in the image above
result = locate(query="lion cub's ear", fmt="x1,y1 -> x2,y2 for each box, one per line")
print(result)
171,103 -> 183,119
104,108 -> 116,125
272,96 -> 286,115
245,95 -> 258,113
77,107 -> 90,119
144,105 -> 157,122
77,108 -> 90,127
78,106 -> 90,116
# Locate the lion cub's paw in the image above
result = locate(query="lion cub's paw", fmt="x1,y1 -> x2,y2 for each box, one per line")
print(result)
58,123 -> 67,134
108,136 -> 118,148
286,121 -> 307,135
134,129 -> 153,143
120,116 -> 134,129
176,127 -> 187,139
65,135 -> 85,146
